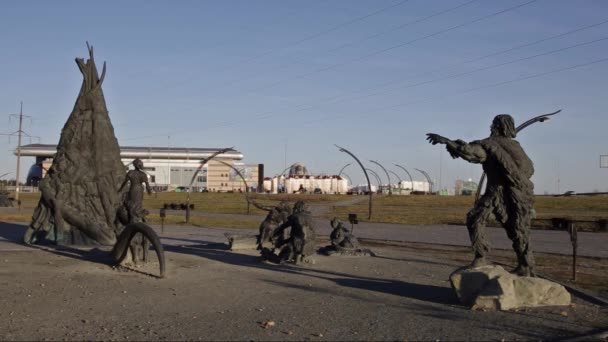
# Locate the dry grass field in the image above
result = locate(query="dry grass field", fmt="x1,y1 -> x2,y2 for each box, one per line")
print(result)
323,194 -> 608,230
3,192 -> 607,230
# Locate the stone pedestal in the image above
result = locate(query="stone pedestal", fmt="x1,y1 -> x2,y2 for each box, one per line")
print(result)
450,265 -> 571,311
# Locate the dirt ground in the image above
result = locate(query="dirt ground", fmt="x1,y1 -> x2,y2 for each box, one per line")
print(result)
1,240 -> 607,341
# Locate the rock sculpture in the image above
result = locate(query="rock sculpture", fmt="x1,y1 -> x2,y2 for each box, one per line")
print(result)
427,114 -> 535,276
319,217 -> 374,256
262,201 -> 316,264
450,265 -> 570,311
22,44 -> 164,277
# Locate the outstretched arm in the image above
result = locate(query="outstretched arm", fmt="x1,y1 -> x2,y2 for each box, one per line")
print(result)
426,133 -> 486,163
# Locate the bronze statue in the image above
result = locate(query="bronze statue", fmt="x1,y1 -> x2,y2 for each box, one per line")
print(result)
319,217 -> 375,257
118,158 -> 152,224
426,114 -> 535,276
329,217 -> 360,250
23,44 -> 165,277
254,201 -> 291,250
265,201 -> 316,264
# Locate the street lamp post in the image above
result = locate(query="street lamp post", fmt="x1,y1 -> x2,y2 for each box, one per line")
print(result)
394,164 -> 414,191
415,168 -> 434,194
370,160 -> 392,195
338,163 -> 351,176
365,168 -> 382,192
335,145 -> 373,220
389,170 -> 402,193
186,147 -> 235,223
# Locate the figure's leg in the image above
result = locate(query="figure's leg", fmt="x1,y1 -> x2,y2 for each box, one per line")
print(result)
504,202 -> 535,276
466,199 -> 494,267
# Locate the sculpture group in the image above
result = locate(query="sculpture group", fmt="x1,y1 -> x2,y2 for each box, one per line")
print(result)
17,43 -> 570,311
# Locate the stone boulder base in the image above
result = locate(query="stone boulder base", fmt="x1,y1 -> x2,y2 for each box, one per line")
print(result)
450,265 -> 571,311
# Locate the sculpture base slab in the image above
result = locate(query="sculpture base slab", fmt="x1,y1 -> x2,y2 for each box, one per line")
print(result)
318,246 -> 375,257
450,265 -> 571,311
224,233 -> 258,250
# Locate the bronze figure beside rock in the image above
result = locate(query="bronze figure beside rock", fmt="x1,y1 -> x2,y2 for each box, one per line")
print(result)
427,114 -> 535,276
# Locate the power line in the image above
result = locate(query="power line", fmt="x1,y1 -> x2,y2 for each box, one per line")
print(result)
299,56 -> 608,126
151,0 -> 412,93
175,26 -> 608,136
237,0 -> 412,63
1,102 -> 38,202
242,0 -> 539,94
133,0 -> 539,137
188,0 -> 479,97
120,17 -> 605,144
331,36 -> 608,103
316,17 -> 608,103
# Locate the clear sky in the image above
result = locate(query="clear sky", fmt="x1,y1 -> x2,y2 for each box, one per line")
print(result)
1,0 -> 607,194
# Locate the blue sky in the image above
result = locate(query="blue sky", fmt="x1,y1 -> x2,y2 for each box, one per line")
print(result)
1,0 -> 607,194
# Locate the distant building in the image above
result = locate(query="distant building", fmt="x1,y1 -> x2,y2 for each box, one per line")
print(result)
455,179 -> 478,196
17,144 -> 262,192
263,162 -> 348,194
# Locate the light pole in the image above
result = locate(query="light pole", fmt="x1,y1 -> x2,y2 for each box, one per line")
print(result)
389,170 -> 402,193
394,164 -> 413,190
340,172 -> 352,186
335,145 -> 373,220
415,168 -> 434,194
370,160 -> 392,195
338,163 -> 351,176
186,147 -> 234,223
365,168 -> 382,192
216,160 -> 251,214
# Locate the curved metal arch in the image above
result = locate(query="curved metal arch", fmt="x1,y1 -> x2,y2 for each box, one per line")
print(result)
185,147 -> 235,222
216,160 -> 252,214
414,168 -> 434,193
335,145 -> 373,220
365,168 -> 382,187
339,171 -> 352,185
388,170 -> 402,184
370,160 -> 392,195
338,163 -> 351,177
394,164 -> 413,190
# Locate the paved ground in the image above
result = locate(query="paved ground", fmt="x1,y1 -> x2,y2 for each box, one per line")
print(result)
1,199 -> 607,340
0,221 -> 607,341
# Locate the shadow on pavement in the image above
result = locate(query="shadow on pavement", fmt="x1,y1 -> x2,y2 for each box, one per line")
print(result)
164,241 -> 459,307
0,221 -> 27,243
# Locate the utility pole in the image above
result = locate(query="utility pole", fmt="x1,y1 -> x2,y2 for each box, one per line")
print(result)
2,102 -> 34,202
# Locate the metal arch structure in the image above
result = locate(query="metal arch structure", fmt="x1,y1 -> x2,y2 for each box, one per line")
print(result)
415,168 -> 434,194
338,163 -> 351,176
394,164 -> 414,190
215,159 -> 252,214
335,144 -> 373,220
186,147 -> 235,223
365,168 -> 382,188
389,170 -> 402,185
370,160 -> 392,195
339,172 -> 352,186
